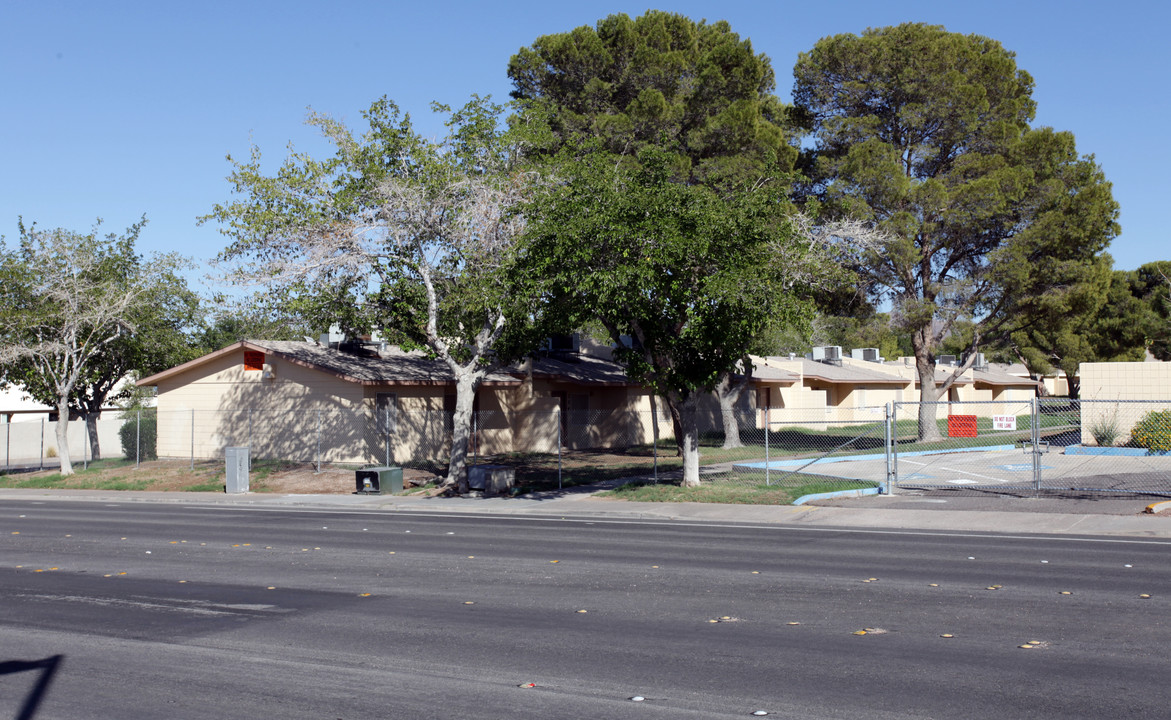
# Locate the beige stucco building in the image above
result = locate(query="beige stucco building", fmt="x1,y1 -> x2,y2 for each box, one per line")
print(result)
137,340 -> 1043,464
1078,361 -> 1171,445
137,340 -> 674,465
746,354 -> 1038,422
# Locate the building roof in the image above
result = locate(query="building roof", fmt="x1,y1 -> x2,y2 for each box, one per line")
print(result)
527,354 -> 632,386
971,365 -> 1043,387
791,358 -> 910,385
747,363 -> 800,383
137,340 -> 636,389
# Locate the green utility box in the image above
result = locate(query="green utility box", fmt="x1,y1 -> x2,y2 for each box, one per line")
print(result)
355,466 -> 403,495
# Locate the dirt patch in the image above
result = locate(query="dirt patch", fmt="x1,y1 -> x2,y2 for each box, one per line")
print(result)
3,449 -> 678,495
253,464 -> 442,494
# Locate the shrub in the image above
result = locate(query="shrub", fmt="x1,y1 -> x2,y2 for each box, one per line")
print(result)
1130,409 -> 1171,453
119,413 -> 157,461
1088,407 -> 1121,447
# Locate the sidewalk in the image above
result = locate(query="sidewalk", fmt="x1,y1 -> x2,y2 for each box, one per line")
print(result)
2,484 -> 1169,539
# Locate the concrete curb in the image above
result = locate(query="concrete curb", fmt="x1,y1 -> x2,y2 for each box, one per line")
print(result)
2,488 -> 1170,539
1145,500 -> 1171,514
793,487 -> 882,506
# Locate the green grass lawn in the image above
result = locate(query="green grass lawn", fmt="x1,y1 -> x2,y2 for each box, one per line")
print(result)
0,458 -> 227,492
598,473 -> 877,505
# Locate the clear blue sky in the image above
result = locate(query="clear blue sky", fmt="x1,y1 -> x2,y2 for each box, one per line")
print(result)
2,0 -> 1166,295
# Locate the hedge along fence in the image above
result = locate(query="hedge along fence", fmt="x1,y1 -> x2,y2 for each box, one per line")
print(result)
119,411 -> 158,463
1131,409 -> 1171,453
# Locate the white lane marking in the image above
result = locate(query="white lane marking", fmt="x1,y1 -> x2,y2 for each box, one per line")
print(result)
16,594 -> 291,616
901,459 -> 1009,483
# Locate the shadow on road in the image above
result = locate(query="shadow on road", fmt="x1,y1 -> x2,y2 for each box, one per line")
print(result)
0,655 -> 63,720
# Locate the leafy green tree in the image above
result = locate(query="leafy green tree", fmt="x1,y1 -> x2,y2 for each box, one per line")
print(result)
204,96 -> 548,493
808,312 -> 912,362
0,219 -> 190,473
511,10 -> 814,448
794,23 -> 1119,439
1132,261 -> 1171,361
195,297 -> 311,354
508,9 -> 796,188
520,145 -> 811,485
1005,263 -> 1169,396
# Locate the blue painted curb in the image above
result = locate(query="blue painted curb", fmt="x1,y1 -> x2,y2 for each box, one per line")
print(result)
735,444 -> 1017,472
1064,445 -> 1168,457
793,487 -> 881,505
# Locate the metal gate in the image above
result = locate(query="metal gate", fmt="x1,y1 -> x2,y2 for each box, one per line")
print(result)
891,399 -> 1171,496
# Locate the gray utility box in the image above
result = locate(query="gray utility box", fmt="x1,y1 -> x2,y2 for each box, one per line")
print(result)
467,465 -> 515,496
355,466 -> 403,495
225,447 -> 250,494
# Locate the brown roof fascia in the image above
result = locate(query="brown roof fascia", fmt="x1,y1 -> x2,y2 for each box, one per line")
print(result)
138,341 -> 522,389
136,341 -> 254,387
521,370 -> 631,387
800,370 -> 907,385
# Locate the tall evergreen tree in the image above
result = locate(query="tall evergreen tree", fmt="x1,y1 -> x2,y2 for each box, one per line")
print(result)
794,23 -> 1119,439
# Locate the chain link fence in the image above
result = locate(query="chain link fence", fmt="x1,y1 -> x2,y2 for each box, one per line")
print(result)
1,412 -> 131,473
891,399 -> 1171,496
0,405 -> 886,492
7,399 -> 1166,498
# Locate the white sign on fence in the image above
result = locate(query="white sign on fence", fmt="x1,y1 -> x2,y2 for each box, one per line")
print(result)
992,415 -> 1016,431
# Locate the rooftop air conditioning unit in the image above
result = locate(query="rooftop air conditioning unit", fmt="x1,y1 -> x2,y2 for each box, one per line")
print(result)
851,348 -> 881,362
812,346 -> 842,362
939,354 -> 957,366
541,333 -> 580,354
970,352 -> 987,369
319,323 -> 345,347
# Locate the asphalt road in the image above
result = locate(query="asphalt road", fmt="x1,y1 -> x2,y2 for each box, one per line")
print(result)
2,500 -> 1171,719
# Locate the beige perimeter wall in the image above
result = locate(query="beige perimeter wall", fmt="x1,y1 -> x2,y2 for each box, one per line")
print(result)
1078,362 -> 1171,445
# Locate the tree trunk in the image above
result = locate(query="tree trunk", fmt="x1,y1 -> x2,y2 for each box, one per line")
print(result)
665,401 -> 684,457
669,392 -> 702,487
86,411 -> 101,461
913,351 -> 944,442
55,396 -> 73,476
912,325 -> 944,442
715,371 -> 748,449
442,369 -> 481,494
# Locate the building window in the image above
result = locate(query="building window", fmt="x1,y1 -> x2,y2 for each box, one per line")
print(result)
244,351 -> 265,371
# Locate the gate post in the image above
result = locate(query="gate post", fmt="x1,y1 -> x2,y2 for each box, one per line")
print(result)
764,409 -> 770,486
891,403 -> 900,491
1032,397 -> 1041,494
884,402 -> 894,495
316,409 -> 322,473
651,404 -> 659,484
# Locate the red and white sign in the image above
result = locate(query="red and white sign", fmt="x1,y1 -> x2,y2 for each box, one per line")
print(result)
992,415 -> 1016,431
